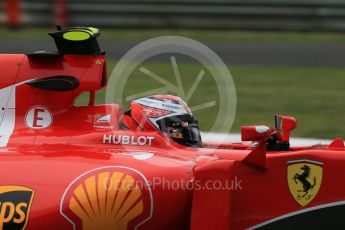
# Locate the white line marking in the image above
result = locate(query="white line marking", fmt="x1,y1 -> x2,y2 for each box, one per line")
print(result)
170,56 -> 185,98
126,87 -> 169,102
287,159 -> 324,165
0,80 -> 34,147
186,69 -> 205,102
201,132 -> 331,147
191,101 -> 216,112
139,67 -> 177,91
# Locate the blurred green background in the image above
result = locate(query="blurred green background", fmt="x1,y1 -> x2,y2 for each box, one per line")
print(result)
102,61 -> 345,139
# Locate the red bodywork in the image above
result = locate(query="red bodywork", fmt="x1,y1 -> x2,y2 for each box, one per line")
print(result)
0,31 -> 345,230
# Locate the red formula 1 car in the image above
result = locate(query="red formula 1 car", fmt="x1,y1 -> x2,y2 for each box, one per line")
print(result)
0,27 -> 344,230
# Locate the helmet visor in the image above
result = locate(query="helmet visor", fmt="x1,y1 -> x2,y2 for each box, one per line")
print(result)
157,115 -> 202,147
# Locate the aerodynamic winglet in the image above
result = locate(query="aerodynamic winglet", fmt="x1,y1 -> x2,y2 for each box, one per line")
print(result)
26,76 -> 79,92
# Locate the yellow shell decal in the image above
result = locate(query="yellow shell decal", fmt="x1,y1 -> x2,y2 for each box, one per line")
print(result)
61,167 -> 153,230
287,160 -> 323,207
63,31 -> 91,41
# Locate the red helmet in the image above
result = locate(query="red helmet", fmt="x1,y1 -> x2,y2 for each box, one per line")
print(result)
120,95 -> 202,147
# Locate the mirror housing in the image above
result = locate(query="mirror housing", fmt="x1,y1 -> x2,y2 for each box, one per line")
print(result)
275,115 -> 297,142
241,125 -> 276,142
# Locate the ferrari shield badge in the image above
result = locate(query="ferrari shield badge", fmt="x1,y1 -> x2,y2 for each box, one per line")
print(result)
287,159 -> 323,207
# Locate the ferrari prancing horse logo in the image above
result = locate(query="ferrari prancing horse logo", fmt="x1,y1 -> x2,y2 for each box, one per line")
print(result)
287,160 -> 323,207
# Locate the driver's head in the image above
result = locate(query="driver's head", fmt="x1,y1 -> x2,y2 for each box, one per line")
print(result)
120,95 -> 202,147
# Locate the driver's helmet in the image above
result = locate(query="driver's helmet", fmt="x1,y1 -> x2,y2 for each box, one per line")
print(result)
120,95 -> 202,147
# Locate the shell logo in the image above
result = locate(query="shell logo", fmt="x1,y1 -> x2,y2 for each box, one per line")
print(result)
61,167 -> 153,230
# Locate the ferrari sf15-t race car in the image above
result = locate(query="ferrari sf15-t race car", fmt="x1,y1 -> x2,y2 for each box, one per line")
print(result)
0,27 -> 344,230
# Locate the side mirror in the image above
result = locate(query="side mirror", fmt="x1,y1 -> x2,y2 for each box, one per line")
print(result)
275,115 -> 297,142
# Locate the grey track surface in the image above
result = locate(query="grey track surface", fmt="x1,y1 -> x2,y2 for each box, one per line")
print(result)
1,39 -> 345,68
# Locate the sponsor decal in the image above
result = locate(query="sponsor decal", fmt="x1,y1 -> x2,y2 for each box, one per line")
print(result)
143,108 -> 170,118
134,98 -> 186,113
172,121 -> 190,128
133,98 -> 159,107
287,159 -> 323,207
95,114 -> 111,123
94,126 -> 113,130
103,134 -> 155,146
0,185 -> 35,230
61,166 -> 153,230
25,106 -> 52,129
94,114 -> 113,130
161,103 -> 183,111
